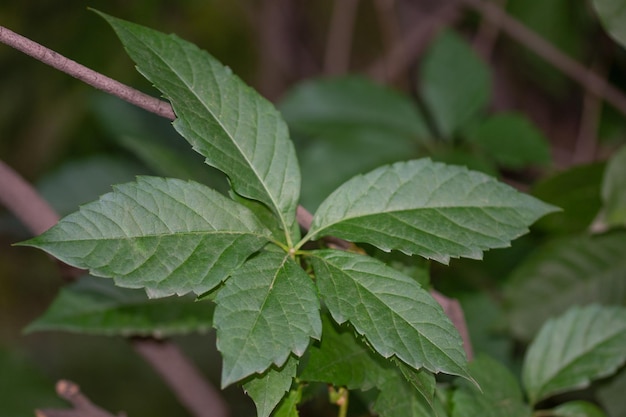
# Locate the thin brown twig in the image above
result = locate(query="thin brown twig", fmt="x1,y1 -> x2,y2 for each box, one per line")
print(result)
457,0 -> 626,117
372,0 -> 402,80
0,25 -> 175,121
36,380 -> 124,417
324,0 -> 360,75
472,0 -> 507,60
573,60 -> 605,164
367,3 -> 461,83
0,160 -> 228,417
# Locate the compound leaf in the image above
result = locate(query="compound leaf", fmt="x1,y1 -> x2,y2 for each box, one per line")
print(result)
307,159 -> 557,264
522,305 -> 626,405
214,251 -> 321,387
505,232 -> 626,340
243,355 -> 298,417
99,12 -> 301,244
309,250 -> 470,379
25,275 -> 213,337
21,177 -> 271,298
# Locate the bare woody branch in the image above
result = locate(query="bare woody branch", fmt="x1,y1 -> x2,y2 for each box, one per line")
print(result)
458,0 -> 626,116
36,380 -> 124,417
324,0 -> 360,75
0,25 -> 175,121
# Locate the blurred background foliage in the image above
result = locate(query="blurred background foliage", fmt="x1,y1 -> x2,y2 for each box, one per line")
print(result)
2,0 -> 626,416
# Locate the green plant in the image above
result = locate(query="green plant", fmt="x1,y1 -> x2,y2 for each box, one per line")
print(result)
3,4 -> 626,417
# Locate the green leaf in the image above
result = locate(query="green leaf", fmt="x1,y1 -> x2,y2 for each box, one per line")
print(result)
99,12 -> 301,244
504,232 -> 626,340
280,75 -> 430,139
451,355 -> 530,417
522,304 -> 626,405
551,401 -> 608,417
531,162 -> 605,234
309,250 -> 470,379
92,95 -> 227,191
37,156 -> 147,216
299,315 -> 392,390
243,356 -> 298,417
214,251 -> 321,387
601,145 -> 626,227
373,373 -> 436,417
593,0 -> 626,49
25,275 -> 214,337
597,367 -> 626,417
295,128 -> 420,211
420,29 -> 491,139
21,177 -> 271,298
307,159 -> 557,264
273,386 -> 302,417
0,348 -> 65,414
466,113 -> 551,169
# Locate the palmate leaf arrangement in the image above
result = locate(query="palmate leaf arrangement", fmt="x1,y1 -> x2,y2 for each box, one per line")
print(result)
21,13 -> 557,416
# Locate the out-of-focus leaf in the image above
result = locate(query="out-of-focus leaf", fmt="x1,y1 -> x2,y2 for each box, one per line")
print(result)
459,293 -> 512,364
309,250 -> 470,380
299,315 -> 391,390
467,113 -> 551,169
25,276 -> 213,337
214,252 -> 321,387
307,159 -> 557,264
593,0 -> 626,49
21,177 -> 271,298
532,162 -> 605,234
522,305 -> 626,405
295,129 -> 419,211
430,149 -> 498,177
100,12 -> 301,243
504,232 -> 626,340
243,356 -> 298,417
373,372 -> 436,417
280,76 -> 429,139
92,95 -> 227,190
420,29 -> 491,139
601,145 -> 626,226
551,401 -> 608,417
451,355 -> 530,417
0,348 -> 64,415
38,156 -> 146,216
597,367 -> 626,417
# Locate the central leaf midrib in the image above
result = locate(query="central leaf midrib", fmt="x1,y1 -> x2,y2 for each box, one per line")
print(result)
135,32 -> 291,237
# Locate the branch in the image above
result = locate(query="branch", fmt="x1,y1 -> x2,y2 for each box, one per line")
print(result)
367,2 -> 461,83
36,380 -> 124,417
457,0 -> 626,117
0,160 -> 228,417
0,25 -> 175,121
131,338 -> 228,417
324,0 -> 360,75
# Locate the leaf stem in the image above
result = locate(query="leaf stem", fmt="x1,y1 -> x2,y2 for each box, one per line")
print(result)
329,386 -> 349,417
